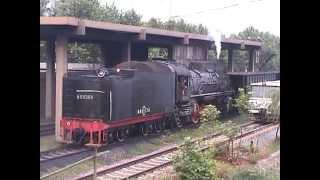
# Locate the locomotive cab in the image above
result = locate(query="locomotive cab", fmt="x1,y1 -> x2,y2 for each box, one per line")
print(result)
176,75 -> 191,103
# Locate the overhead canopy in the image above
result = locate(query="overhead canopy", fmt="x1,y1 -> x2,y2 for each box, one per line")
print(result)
40,16 -> 262,49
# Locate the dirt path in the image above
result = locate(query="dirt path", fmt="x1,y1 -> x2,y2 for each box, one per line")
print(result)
256,150 -> 280,170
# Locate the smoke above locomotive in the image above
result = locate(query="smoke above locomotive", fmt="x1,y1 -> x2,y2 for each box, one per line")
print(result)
60,60 -> 232,145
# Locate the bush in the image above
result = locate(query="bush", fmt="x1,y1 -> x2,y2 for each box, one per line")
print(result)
267,90 -> 280,122
173,137 -> 219,180
233,88 -> 249,114
200,104 -> 221,123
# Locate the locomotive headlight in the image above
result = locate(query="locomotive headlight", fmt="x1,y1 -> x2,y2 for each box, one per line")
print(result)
116,68 -> 120,73
96,68 -> 108,78
97,70 -> 106,77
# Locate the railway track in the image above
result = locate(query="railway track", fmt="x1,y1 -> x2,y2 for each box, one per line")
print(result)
40,146 -> 91,163
40,121 -> 256,164
75,122 -> 278,180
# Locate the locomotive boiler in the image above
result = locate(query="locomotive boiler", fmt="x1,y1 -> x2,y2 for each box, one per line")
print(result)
60,60 -> 233,145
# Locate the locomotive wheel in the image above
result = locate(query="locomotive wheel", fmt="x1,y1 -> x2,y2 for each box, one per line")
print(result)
191,101 -> 200,125
116,129 -> 127,143
174,114 -> 183,128
171,106 -> 183,128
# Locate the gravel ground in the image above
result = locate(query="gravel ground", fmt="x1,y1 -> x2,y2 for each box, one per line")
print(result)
40,135 -> 63,152
257,150 -> 280,169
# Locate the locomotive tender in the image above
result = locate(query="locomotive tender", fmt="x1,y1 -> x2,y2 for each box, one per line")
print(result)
60,60 -> 233,145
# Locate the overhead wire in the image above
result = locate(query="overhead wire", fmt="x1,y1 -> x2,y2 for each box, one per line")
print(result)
167,0 -> 263,19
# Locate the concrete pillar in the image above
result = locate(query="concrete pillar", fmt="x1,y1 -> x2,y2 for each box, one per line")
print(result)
122,41 -> 131,62
248,49 -> 255,72
228,49 -> 233,72
168,46 -> 173,60
45,41 -> 55,123
55,35 -> 68,141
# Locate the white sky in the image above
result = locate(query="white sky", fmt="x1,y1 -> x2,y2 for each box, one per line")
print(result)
99,0 -> 280,38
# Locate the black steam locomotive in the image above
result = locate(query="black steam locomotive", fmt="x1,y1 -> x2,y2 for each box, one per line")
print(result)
60,60 -> 234,145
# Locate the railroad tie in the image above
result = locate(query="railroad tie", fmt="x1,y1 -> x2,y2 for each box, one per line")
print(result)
129,165 -> 150,172
112,169 -> 136,178
131,163 -> 154,171
107,171 -> 129,179
120,167 -> 141,174
54,151 -> 67,155
41,154 -> 53,159
98,173 -> 123,180
142,160 -> 163,167
153,156 -> 171,162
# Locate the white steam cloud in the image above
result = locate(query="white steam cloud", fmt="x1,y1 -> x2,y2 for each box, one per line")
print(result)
212,30 -> 222,59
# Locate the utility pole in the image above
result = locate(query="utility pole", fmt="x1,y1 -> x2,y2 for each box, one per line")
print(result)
86,144 -> 102,180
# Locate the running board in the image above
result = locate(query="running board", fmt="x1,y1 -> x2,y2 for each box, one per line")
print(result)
190,91 -> 233,98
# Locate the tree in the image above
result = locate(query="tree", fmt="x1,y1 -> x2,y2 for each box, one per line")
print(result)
267,89 -> 280,139
233,88 -> 250,114
40,0 -> 51,16
55,0 -> 105,20
144,18 -> 164,29
148,47 -> 168,60
229,26 -> 280,72
200,104 -> 221,135
67,42 -> 103,63
119,9 -> 142,26
173,137 -> 218,180
103,2 -> 122,23
197,24 -> 208,35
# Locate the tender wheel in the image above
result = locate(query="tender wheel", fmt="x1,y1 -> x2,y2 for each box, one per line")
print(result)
191,100 -> 200,125
141,123 -> 152,136
107,131 -> 115,144
116,129 -> 127,142
154,120 -> 163,133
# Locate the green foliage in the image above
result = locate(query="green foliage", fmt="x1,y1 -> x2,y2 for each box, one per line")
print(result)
55,0 -> 105,20
144,18 -> 208,35
148,47 -> 168,59
200,104 -> 221,123
144,18 -> 164,29
200,104 -> 221,135
219,121 -> 239,139
119,9 -> 142,26
67,42 -> 103,63
40,0 -> 50,15
233,88 -> 250,114
173,137 -> 218,180
267,90 -> 280,122
218,121 -> 240,160
230,26 -> 280,72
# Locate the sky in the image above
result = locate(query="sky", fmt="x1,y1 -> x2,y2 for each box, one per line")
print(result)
99,0 -> 280,38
